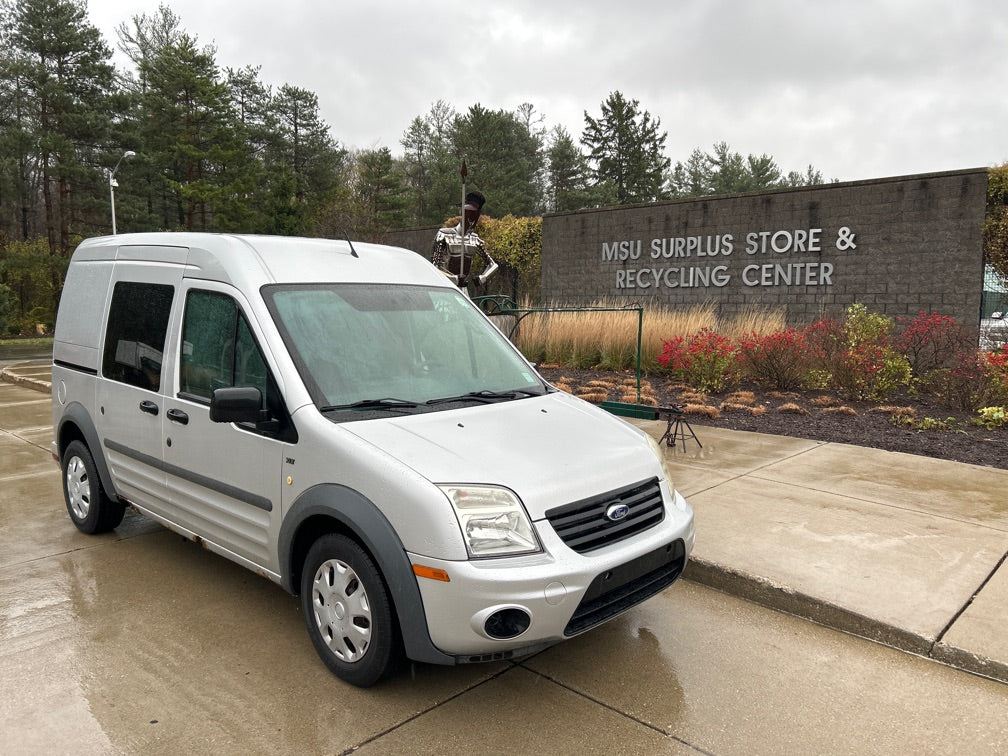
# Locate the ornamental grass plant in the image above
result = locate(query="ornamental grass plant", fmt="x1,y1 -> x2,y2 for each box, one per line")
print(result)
513,300 -> 784,372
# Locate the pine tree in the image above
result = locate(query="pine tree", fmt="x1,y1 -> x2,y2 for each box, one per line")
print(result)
350,147 -> 409,239
135,33 -> 245,230
581,91 -> 670,205
224,65 -> 278,232
273,84 -> 346,207
452,103 -> 543,218
5,0 -> 117,310
545,126 -> 594,212
669,148 -> 712,198
670,142 -> 825,198
400,115 -> 435,224
400,100 -> 461,226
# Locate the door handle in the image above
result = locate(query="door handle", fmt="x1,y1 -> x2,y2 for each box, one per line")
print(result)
139,400 -> 159,416
166,408 -> 189,425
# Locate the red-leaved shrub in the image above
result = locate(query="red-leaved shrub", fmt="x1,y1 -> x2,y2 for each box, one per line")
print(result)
656,329 -> 738,393
737,328 -> 813,390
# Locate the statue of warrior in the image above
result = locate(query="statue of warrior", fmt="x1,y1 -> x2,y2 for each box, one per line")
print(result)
431,190 -> 498,290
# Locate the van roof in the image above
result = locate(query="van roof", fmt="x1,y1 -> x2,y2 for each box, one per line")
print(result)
73,232 -> 448,289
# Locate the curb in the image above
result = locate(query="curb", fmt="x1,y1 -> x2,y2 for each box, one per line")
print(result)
931,643 -> 1008,686
683,557 -> 1008,685
0,367 -> 51,394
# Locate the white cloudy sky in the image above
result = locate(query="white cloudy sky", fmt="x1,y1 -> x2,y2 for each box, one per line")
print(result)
83,0 -> 1007,183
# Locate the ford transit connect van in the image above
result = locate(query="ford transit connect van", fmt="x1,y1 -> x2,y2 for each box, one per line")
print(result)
51,232 -> 694,686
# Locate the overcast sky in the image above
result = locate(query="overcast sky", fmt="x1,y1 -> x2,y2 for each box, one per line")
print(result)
83,0 -> 1007,183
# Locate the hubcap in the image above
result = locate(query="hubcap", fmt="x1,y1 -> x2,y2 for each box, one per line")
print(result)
66,456 -> 91,520
311,558 -> 372,663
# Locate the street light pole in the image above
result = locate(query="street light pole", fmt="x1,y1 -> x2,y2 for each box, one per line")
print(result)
108,150 -> 136,235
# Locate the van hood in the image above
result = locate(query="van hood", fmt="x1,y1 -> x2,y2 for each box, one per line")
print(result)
343,392 -> 662,520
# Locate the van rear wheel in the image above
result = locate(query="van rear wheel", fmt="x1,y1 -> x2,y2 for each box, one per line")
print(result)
300,534 -> 403,687
62,440 -> 125,534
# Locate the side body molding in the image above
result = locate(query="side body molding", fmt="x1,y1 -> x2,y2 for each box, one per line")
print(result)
56,401 -> 120,504
278,484 -> 455,666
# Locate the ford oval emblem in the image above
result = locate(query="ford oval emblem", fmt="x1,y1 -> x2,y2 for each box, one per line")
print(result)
606,504 -> 630,521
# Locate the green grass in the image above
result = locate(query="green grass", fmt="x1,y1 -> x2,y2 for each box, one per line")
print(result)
0,337 -> 53,359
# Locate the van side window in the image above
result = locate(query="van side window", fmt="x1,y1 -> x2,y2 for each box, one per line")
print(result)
180,290 -> 295,442
179,290 -> 269,404
102,282 -> 174,391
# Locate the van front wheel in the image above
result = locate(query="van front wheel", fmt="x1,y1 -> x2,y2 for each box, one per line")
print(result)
62,440 -> 125,534
300,534 -> 403,687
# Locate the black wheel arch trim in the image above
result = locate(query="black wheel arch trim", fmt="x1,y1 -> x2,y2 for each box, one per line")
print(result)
57,402 -> 120,504
279,483 -> 455,667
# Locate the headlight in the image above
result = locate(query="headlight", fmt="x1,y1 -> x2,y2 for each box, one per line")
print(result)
439,485 -> 541,558
645,433 -> 689,512
645,433 -> 675,485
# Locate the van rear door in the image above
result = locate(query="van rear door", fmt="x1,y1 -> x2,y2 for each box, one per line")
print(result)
95,248 -> 185,511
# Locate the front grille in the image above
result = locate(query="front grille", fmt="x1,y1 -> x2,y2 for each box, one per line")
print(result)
564,539 -> 686,636
545,477 -> 664,553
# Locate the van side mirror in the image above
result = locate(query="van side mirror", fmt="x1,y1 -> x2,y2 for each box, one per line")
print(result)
210,386 -> 263,423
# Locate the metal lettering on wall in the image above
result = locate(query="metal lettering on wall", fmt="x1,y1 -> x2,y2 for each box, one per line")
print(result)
602,227 -> 857,290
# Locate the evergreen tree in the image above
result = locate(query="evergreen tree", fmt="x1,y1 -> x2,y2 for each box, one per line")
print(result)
545,126 -> 594,212
224,65 -> 278,232
781,164 -> 825,187
400,100 -> 459,226
581,91 -> 670,205
746,153 -> 783,190
707,143 -> 783,194
115,4 -> 183,71
452,103 -> 543,218
400,101 -> 548,225
706,141 -> 749,195
400,115 -> 435,224
272,83 -> 346,225
668,148 -> 711,198
514,102 -> 548,212
0,37 -> 36,240
5,0 -> 117,310
349,147 -> 409,239
670,142 -> 824,198
135,33 -> 246,230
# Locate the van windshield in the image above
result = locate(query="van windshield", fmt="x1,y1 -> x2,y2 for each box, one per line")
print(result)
263,284 -> 546,416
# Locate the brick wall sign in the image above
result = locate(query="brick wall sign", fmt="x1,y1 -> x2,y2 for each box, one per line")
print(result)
541,169 -> 988,328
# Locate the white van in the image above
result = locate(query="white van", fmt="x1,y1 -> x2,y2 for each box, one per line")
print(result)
51,232 -> 694,686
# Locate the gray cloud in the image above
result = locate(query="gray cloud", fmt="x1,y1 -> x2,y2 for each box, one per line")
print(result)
88,0 -> 1008,181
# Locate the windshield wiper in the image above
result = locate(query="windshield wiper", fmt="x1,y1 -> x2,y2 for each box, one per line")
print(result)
320,397 -> 419,413
425,389 -> 540,406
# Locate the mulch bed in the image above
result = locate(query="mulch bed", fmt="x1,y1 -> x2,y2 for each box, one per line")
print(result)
537,366 -> 1008,471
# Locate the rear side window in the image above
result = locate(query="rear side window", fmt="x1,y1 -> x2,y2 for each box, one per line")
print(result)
102,282 -> 174,391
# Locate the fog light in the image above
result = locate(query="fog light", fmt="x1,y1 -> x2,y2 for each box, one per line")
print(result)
483,608 -> 531,639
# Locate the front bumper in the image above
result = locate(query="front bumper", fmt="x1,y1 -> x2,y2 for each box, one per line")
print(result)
409,489 -> 695,660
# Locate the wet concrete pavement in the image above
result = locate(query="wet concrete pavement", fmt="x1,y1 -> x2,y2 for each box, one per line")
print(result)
624,416 -> 1008,685
2,360 -> 1006,753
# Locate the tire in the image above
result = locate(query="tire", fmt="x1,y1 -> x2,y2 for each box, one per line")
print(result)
300,534 -> 403,687
62,440 -> 125,534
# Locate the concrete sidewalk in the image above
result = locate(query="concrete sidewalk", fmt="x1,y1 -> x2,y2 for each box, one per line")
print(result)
629,416 -> 1008,684
4,358 -> 1006,685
